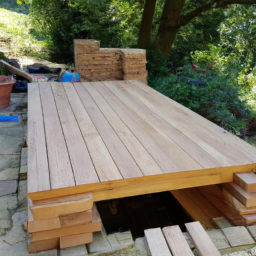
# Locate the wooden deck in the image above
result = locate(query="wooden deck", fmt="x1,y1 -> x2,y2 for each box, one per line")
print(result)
27,80 -> 256,201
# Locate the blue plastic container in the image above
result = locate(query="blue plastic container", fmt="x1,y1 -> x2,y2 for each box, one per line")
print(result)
60,72 -> 81,82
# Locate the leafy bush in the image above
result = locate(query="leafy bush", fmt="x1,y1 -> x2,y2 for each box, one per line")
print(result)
148,65 -> 255,134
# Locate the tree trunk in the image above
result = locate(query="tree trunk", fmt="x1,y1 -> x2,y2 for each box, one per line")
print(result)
137,0 -> 157,49
153,0 -> 185,59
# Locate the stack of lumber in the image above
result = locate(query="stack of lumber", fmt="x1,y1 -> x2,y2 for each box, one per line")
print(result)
171,176 -> 256,228
74,40 -> 123,82
121,49 -> 148,84
27,193 -> 102,253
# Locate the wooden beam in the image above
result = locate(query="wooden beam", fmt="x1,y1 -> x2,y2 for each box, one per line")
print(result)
185,222 -> 220,256
28,238 -> 59,253
60,233 -> 93,249
222,183 -> 256,207
28,164 -> 256,201
31,193 -> 93,220
234,172 -> 256,193
163,226 -> 194,256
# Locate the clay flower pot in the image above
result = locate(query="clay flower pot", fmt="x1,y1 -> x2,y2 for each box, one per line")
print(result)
0,76 -> 16,109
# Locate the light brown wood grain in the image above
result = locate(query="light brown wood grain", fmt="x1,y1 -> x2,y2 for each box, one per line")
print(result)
74,82 -> 142,179
234,173 -> 256,193
39,82 -> 75,189
145,228 -> 172,256
185,221 -> 221,256
60,233 -> 93,249
27,83 -> 50,193
31,193 -> 93,220
60,210 -> 92,228
63,82 -> 121,182
28,238 -> 59,253
84,82 -> 164,176
223,182 -> 256,207
51,82 -> 99,185
163,226 -> 194,256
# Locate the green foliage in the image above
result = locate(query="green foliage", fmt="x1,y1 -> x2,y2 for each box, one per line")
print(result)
0,0 -> 28,14
0,8 -> 50,59
148,65 -> 255,134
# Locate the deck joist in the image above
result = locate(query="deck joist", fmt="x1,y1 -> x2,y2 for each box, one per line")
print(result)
27,80 -> 256,201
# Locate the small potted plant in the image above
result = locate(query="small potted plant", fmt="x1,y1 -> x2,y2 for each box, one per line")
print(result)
0,75 -> 16,109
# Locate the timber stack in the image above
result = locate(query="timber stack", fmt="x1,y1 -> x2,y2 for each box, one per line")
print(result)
172,172 -> 256,228
74,39 -> 148,84
27,193 -> 102,253
121,49 -> 148,84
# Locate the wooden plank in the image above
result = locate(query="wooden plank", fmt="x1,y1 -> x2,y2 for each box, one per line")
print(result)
222,188 -> 256,215
171,189 -> 218,229
222,226 -> 255,247
83,82 -> 164,176
27,83 -> 50,193
234,172 -> 256,193
31,193 -> 93,220
28,238 -> 59,253
39,82 -> 75,189
60,210 -> 92,228
51,82 -> 99,185
222,182 -> 256,207
129,80 -> 256,163
60,233 -> 93,249
243,214 -> 256,226
124,81 -> 252,166
144,228 -> 172,256
93,81 -> 201,172
28,164 -> 256,201
162,226 -> 194,256
32,220 -> 101,242
185,221 -> 221,256
212,217 -> 233,229
105,81 -> 222,169
74,82 -> 143,179
62,82 -> 121,182
197,185 -> 245,226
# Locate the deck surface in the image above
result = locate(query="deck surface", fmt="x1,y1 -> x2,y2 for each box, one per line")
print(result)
27,80 -> 256,201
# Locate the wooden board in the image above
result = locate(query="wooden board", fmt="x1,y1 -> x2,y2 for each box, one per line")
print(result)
222,182 -> 256,207
28,238 -> 59,253
144,228 -> 172,256
234,172 -> 256,193
31,193 -> 93,220
185,221 -> 221,256
162,226 -> 194,256
27,81 -> 256,202
60,233 -> 93,249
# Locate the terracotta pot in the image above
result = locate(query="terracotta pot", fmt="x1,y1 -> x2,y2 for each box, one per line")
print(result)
0,76 -> 16,109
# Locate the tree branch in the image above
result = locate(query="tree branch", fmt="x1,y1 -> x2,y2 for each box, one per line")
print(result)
179,1 -> 219,27
179,0 -> 256,28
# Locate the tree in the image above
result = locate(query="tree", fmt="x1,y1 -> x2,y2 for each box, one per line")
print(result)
138,0 -> 256,59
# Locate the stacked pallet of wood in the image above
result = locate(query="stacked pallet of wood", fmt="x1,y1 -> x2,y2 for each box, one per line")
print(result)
121,49 -> 148,84
27,193 -> 102,253
171,174 -> 256,228
74,40 -> 123,82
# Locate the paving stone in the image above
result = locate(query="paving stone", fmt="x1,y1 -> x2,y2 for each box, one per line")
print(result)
60,245 -> 88,256
222,252 -> 250,256
250,246 -> 256,255
12,211 -> 27,227
183,232 -> 195,249
18,181 -> 27,208
106,231 -> 133,247
0,210 -> 11,229
88,232 -> 112,253
0,228 -> 6,236
0,239 -> 57,256
0,235 -> 10,249
0,126 -> 25,154
134,237 -> 151,256
0,115 -> 22,129
20,148 -> 27,167
0,194 -> 18,210
207,229 -> 230,250
3,225 -> 27,245
0,180 -> 18,196
0,155 -> 20,180
222,227 -> 255,247
247,225 -> 256,240
0,168 -> 19,180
